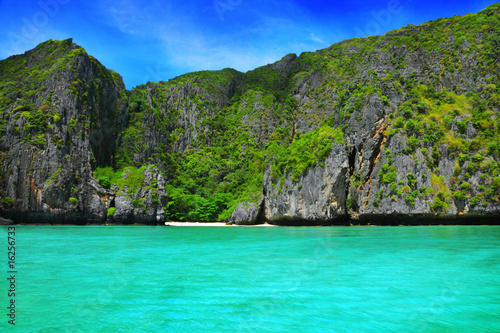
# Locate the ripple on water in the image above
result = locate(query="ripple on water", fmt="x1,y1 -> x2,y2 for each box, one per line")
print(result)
7,225 -> 500,332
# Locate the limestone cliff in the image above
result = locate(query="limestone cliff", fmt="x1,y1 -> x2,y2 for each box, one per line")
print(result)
0,39 -> 166,224
263,142 -> 349,225
1,4 -> 500,225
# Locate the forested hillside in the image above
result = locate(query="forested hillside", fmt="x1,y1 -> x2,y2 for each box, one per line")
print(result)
1,4 -> 499,224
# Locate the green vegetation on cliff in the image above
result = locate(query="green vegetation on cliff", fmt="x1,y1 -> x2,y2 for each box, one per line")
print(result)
1,4 -> 499,223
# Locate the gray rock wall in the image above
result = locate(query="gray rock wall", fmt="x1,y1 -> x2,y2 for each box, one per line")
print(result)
1,5 -> 499,225
263,142 -> 349,225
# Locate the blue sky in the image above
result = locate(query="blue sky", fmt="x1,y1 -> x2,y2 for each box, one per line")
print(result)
0,0 -> 498,88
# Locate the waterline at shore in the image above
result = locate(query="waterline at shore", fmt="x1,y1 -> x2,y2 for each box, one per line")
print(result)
164,222 -> 275,227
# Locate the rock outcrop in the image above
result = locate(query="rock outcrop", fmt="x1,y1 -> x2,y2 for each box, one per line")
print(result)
264,142 -> 349,225
0,39 -> 163,224
228,199 -> 264,225
106,166 -> 168,224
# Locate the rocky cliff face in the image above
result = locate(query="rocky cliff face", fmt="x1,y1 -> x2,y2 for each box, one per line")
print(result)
1,4 -> 499,225
105,165 -> 168,224
263,142 -> 349,225
115,68 -> 243,172
0,39 -> 166,224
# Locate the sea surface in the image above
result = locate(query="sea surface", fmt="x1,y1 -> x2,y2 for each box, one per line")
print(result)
1,225 -> 500,332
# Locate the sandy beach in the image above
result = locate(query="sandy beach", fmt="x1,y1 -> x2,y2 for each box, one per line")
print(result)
164,222 -> 275,227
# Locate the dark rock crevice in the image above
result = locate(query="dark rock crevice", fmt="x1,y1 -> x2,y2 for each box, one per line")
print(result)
365,130 -> 386,184
362,129 -> 386,208
344,146 -> 358,222
256,195 -> 267,224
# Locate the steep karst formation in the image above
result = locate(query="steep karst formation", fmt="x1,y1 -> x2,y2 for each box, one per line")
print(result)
1,4 -> 499,224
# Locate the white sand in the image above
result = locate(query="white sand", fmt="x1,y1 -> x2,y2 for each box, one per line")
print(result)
164,222 -> 275,227
165,222 -> 230,227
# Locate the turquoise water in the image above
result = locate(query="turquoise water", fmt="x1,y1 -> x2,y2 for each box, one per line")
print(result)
1,225 -> 500,332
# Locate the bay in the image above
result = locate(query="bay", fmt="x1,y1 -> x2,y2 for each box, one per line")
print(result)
1,225 -> 500,332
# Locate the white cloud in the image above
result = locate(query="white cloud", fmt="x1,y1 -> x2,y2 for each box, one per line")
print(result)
310,33 -> 325,44
90,0 -> 336,79
93,0 -> 177,36
164,42 -> 282,74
